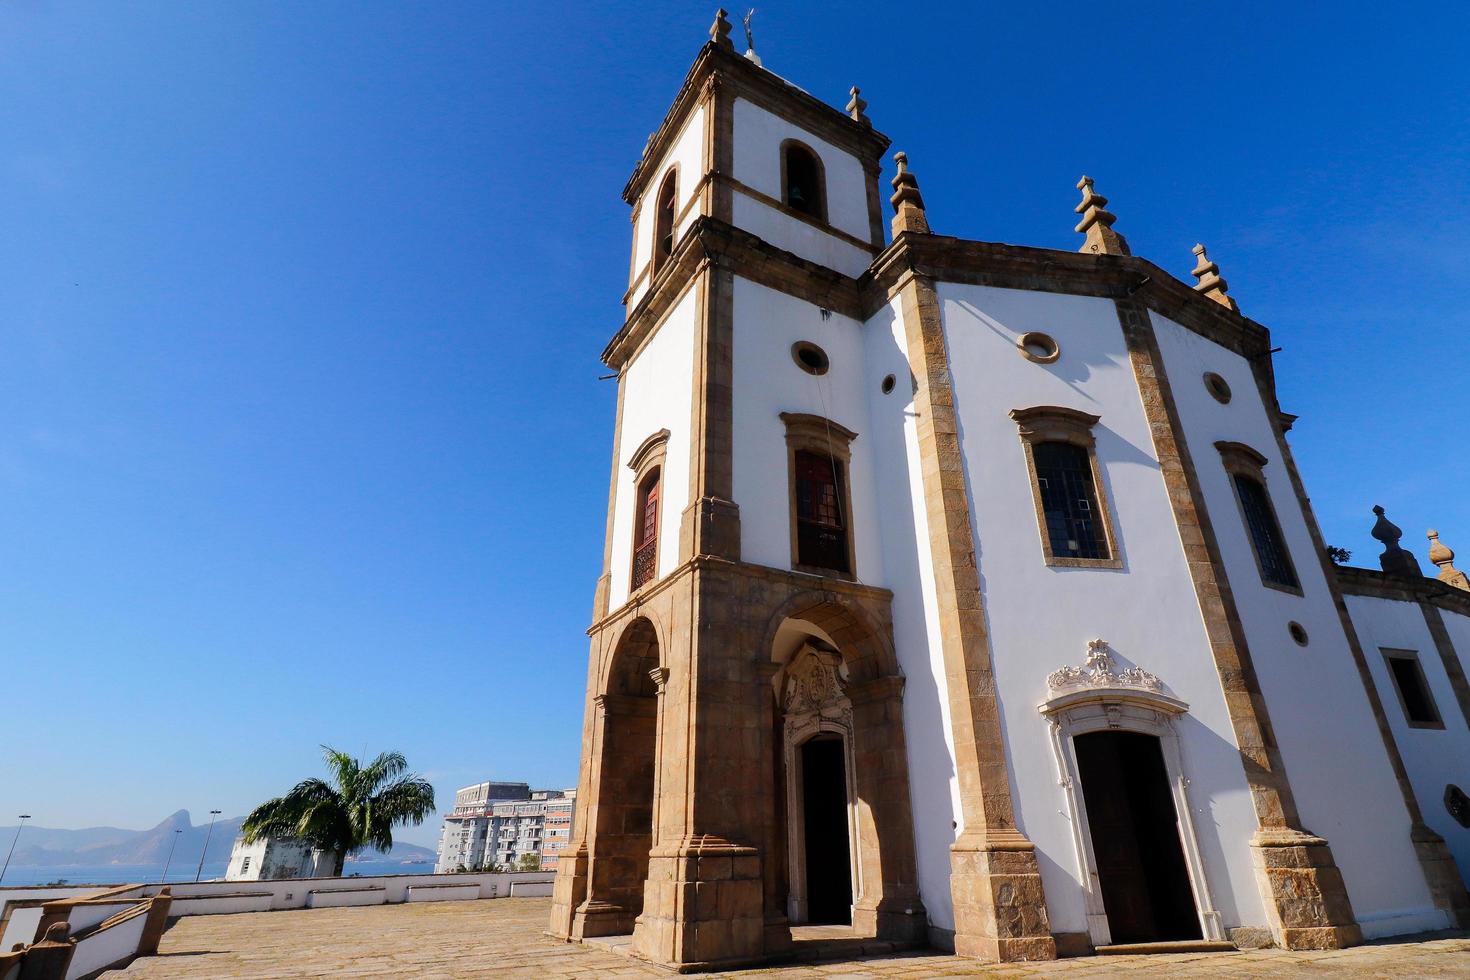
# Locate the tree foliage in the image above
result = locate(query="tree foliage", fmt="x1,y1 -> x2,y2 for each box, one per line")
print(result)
241,746 -> 435,876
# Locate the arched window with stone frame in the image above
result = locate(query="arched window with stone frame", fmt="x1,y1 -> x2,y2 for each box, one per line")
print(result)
781,412 -> 856,578
651,167 -> 678,275
627,428 -> 669,592
780,139 -> 827,223
1010,406 -> 1121,568
1215,441 -> 1301,594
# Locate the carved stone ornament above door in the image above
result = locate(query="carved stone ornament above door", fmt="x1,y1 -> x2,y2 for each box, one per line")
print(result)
1041,639 -> 1187,716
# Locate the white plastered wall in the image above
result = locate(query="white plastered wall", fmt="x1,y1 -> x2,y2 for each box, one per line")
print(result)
861,297 -> 964,929
606,288 -> 698,611
1153,312 -> 1444,937
937,284 -> 1267,937
730,278 -> 963,928
1346,594 -> 1470,882
627,104 -> 708,311
730,276 -> 884,584
729,97 -> 873,278
1439,607 -> 1470,687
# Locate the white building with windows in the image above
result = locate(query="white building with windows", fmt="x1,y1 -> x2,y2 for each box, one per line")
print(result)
225,835 -> 335,881
548,12 -> 1470,972
434,783 -> 575,873
433,781 -> 530,873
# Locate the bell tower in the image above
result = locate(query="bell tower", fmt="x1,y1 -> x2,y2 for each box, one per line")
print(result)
549,10 -> 922,971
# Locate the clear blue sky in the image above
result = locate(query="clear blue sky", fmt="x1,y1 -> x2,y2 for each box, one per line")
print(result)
3,2 -> 1465,848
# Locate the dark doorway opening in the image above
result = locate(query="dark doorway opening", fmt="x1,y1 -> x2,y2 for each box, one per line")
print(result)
1074,730 -> 1201,945
800,735 -> 852,924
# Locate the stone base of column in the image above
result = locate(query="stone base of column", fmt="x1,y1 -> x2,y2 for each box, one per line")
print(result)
571,900 -> 637,939
632,835 -> 765,969
853,897 -> 928,943
1251,829 -> 1362,949
546,846 -> 588,940
949,829 -> 1057,962
762,914 -> 793,954
1410,823 -> 1470,929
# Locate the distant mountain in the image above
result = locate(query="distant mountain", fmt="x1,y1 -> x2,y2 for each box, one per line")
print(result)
1,811 -> 435,868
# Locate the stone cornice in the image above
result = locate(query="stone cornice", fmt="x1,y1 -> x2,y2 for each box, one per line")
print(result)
586,553 -> 896,636
605,217 -> 864,368
863,233 -> 1273,360
622,43 -> 891,207
1335,565 -> 1470,618
607,221 -> 1281,375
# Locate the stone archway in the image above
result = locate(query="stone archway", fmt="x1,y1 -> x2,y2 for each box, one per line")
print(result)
762,593 -> 926,943
575,616 -> 662,937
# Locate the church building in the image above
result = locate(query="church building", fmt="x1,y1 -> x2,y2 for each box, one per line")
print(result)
548,11 -> 1470,969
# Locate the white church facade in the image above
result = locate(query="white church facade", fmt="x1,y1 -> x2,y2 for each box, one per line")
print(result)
549,11 -> 1470,969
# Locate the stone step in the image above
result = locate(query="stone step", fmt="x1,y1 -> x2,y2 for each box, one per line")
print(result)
1096,940 -> 1239,955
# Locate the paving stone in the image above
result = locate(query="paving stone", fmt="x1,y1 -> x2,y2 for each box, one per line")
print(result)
103,897 -> 1470,979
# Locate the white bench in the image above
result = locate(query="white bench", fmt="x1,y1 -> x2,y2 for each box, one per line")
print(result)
405,883 -> 480,903
305,886 -> 386,909
507,879 -> 553,898
167,892 -> 273,916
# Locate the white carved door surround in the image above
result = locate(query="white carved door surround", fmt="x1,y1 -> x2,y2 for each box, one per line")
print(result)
1040,639 -> 1224,947
781,641 -> 861,925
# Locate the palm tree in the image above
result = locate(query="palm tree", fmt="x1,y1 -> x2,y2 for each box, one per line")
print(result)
241,746 -> 435,877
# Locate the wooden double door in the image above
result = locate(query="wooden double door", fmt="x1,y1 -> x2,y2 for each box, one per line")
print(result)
1074,730 -> 1202,945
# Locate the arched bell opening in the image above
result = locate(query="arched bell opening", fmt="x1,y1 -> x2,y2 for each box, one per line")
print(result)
580,616 -> 662,937
762,595 -> 926,942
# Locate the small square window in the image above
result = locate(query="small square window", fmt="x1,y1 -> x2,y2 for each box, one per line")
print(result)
1382,649 -> 1443,729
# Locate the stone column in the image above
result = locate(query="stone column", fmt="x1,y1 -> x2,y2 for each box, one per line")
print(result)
1115,297 -> 1360,948
892,268 -> 1054,961
755,659 -> 794,954
549,634 -> 605,939
632,565 -> 768,968
848,675 -> 927,942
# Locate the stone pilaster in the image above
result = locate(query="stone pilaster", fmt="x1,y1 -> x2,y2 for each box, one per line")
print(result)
892,269 -> 1054,961
1248,357 -> 1470,931
1115,296 -> 1359,948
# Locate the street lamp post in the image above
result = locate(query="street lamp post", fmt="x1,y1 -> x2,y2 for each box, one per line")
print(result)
160,829 -> 183,884
0,815 -> 32,885
195,810 -> 222,882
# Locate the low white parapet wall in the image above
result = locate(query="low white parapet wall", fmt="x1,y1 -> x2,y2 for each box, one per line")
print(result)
306,885 -> 385,909
128,870 -> 554,914
1,871 -> 555,945
406,883 -> 481,903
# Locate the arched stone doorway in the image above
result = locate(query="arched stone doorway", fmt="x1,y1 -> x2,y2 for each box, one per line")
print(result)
763,595 -> 926,942
578,616 -> 661,937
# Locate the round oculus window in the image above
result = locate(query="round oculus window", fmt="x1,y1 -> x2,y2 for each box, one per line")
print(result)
1017,332 -> 1060,364
791,341 -> 830,376
880,374 -> 897,394
1288,621 -> 1309,647
1445,784 -> 1470,829
1205,372 -> 1233,404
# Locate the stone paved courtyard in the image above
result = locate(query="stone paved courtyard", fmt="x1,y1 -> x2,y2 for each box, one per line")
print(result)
107,897 -> 1470,979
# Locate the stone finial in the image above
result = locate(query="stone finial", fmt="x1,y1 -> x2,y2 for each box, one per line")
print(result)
1073,175 -> 1130,256
1190,243 -> 1239,312
889,152 -> 930,236
1428,529 -> 1470,591
709,8 -> 734,49
1373,505 -> 1425,578
847,86 -> 870,126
